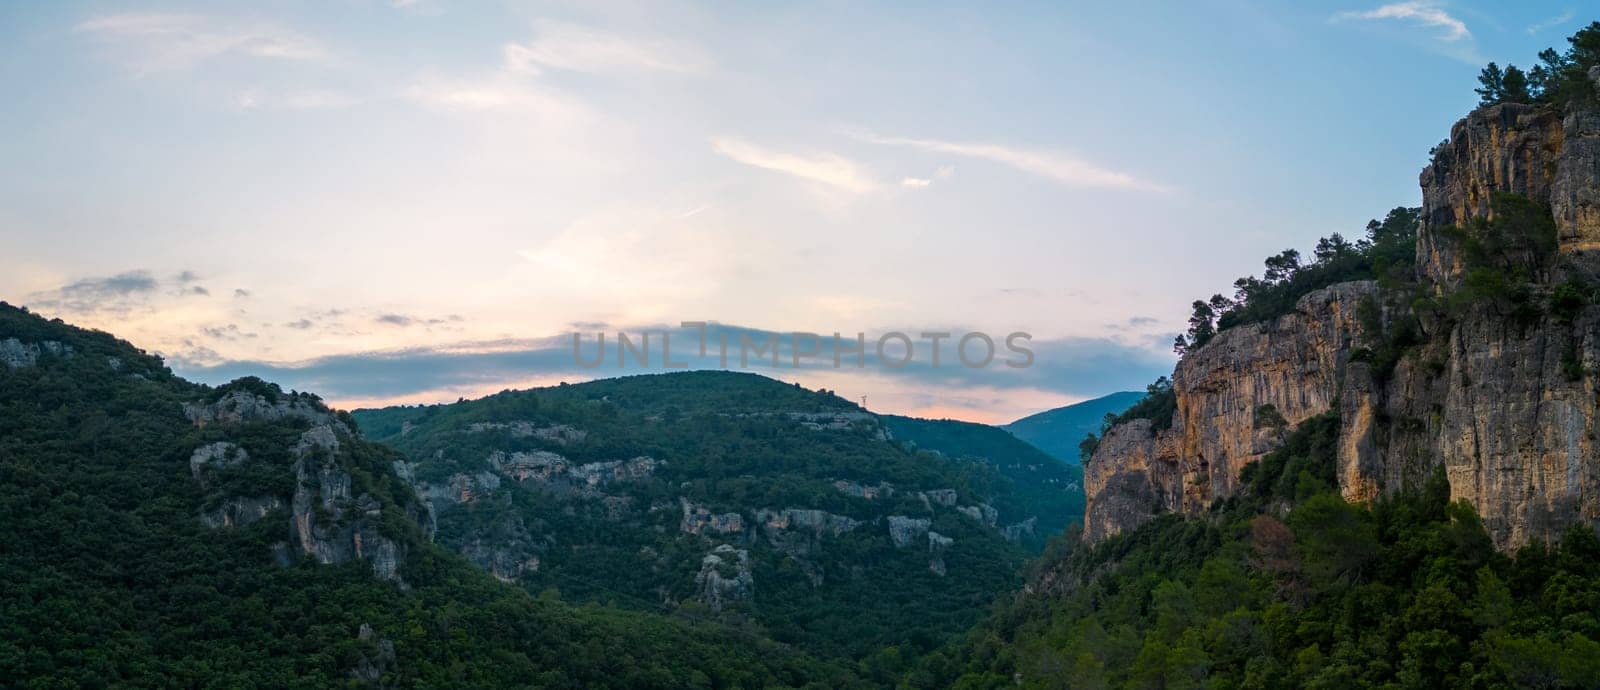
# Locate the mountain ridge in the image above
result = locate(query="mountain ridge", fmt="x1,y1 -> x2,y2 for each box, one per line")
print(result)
1002,391 -> 1146,464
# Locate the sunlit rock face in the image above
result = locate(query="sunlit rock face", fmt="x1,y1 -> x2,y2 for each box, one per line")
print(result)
1087,85 -> 1600,550
1084,282 -> 1374,542
1420,91 -> 1600,287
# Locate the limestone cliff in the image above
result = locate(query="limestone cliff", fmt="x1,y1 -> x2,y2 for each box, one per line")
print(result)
1083,281 -> 1375,541
1087,88 -> 1600,549
187,390 -> 418,583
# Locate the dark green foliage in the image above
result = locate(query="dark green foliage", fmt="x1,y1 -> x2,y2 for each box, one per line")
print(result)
1215,207 -> 1420,333
917,414 -> 1600,689
1476,62 -> 1532,106
882,414 -> 1085,546
1077,434 -> 1099,463
0,303 -> 857,687
1103,376 -> 1178,433
1439,192 -> 1565,329
1349,291 -> 1424,383
1479,22 -> 1600,109
356,372 -> 1040,664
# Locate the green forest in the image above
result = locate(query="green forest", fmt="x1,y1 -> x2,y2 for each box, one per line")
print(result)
5,21 -> 1600,688
0,303 -> 861,688
919,416 -> 1600,689
351,372 -> 1082,669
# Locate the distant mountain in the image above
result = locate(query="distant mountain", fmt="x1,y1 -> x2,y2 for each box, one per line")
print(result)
879,415 -> 1082,540
1002,391 -> 1145,464
352,371 -> 1069,663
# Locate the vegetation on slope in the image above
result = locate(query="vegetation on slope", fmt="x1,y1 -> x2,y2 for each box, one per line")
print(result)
354,372 -> 1058,669
914,414 -> 1600,689
881,413 -> 1085,545
0,303 -> 857,688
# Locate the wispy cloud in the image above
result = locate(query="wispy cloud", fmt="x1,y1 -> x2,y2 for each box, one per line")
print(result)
850,131 -> 1168,193
26,269 -> 209,315
1527,11 -> 1574,35
76,13 -> 326,71
1334,2 -> 1470,41
504,20 -> 710,75
711,137 -> 880,194
403,68 -> 590,118
170,322 -> 1173,412
235,88 -> 359,111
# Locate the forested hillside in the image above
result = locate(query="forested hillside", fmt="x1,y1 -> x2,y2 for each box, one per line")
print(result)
0,302 -> 857,688
916,24 -> 1600,688
881,414 -> 1084,543
352,372 -> 1080,667
917,416 -> 1600,689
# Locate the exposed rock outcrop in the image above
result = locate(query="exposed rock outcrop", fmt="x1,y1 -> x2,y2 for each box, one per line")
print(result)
184,390 -> 347,431
695,544 -> 754,611
928,531 -> 954,576
680,498 -> 745,535
887,515 -> 931,547
467,421 -> 587,444
201,495 -> 284,529
834,479 -> 895,500
0,338 -> 72,369
289,425 -> 407,582
957,503 -> 999,527
1087,90 -> 1600,550
187,391 -> 411,583
190,441 -> 248,484
1420,98 -> 1600,286
755,507 -> 860,537
1001,517 -> 1037,542
1083,281 -> 1375,541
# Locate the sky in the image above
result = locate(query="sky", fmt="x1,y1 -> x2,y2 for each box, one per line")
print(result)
0,1 -> 1589,423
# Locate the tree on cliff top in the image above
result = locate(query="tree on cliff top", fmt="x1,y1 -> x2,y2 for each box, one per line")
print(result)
1475,62 -> 1532,106
1476,21 -> 1600,108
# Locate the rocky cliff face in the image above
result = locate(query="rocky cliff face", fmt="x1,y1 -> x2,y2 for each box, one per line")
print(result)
1087,89 -> 1600,549
1420,77 -> 1600,286
1083,281 -> 1374,541
187,391 -> 416,583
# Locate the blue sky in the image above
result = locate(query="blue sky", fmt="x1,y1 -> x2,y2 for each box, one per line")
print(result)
0,1 -> 1588,421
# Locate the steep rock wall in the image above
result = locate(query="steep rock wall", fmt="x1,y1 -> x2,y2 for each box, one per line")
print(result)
1088,89 -> 1600,549
1083,281 -> 1374,541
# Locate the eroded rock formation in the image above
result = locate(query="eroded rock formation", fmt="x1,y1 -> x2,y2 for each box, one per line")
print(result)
1087,91 -> 1600,550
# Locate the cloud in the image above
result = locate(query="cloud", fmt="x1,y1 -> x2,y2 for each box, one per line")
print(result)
374,312 -> 463,328
201,323 -> 257,341
235,88 -> 360,111
850,131 -> 1168,192
233,289 -> 251,299
403,66 -> 590,119
1334,2 -> 1470,41
504,20 -> 710,75
171,322 -> 1173,409
27,270 -> 159,314
1527,11 -> 1574,35
900,177 -> 932,188
711,137 -> 879,194
404,20 -> 701,116
76,13 -> 326,71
